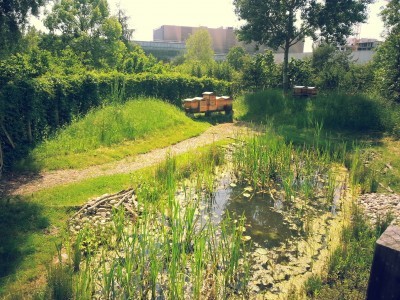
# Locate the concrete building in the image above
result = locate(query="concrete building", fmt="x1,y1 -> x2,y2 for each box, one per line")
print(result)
152,25 -> 304,58
338,38 -> 382,51
153,25 -> 237,54
135,40 -> 185,61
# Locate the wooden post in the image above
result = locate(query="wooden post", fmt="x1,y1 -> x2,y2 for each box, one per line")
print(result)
367,223 -> 400,300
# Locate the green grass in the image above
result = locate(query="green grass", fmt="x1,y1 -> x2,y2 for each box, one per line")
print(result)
304,206 -> 392,299
234,89 -> 398,134
235,90 -> 400,194
18,98 -> 210,171
0,141 -> 229,298
233,90 -> 400,299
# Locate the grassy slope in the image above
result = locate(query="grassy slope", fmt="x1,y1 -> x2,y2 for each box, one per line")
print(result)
20,98 -> 210,171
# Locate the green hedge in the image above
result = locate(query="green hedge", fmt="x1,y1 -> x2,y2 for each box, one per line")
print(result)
0,71 -> 231,170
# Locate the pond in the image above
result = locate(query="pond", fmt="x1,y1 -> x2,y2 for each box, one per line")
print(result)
198,175 -> 297,249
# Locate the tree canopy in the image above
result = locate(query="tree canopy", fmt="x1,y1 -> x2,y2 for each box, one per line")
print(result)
373,0 -> 400,103
184,28 -> 214,65
233,0 -> 372,90
0,0 -> 46,57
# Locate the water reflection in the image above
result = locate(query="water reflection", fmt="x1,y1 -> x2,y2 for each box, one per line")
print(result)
200,178 -> 293,248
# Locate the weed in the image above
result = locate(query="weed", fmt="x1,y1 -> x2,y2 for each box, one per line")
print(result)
305,274 -> 323,297
46,263 -> 73,300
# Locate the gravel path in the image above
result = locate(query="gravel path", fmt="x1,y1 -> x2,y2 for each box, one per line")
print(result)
358,193 -> 400,225
2,122 -> 252,196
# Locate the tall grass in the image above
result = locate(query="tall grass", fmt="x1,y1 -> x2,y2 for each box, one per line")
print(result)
304,206 -> 392,299
67,150 -> 248,299
231,127 -> 345,210
236,90 -> 396,133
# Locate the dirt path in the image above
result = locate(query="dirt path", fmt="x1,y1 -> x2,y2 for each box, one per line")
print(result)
3,122 -> 252,196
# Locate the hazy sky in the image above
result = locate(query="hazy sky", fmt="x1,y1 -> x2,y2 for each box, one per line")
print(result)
31,0 -> 388,52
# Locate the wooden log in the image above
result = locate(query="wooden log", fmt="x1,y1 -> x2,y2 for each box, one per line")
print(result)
123,203 -> 138,220
87,189 -> 132,211
114,190 -> 135,208
71,189 -> 133,219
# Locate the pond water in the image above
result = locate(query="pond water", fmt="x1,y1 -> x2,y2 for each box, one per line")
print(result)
199,176 -> 296,249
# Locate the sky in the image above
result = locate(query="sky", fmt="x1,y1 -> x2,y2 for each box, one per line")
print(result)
30,0 -> 388,52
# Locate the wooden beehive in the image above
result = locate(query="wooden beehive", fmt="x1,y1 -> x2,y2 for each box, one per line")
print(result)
202,92 -> 217,111
182,92 -> 233,115
293,86 -> 317,97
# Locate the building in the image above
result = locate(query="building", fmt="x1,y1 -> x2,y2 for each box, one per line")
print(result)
148,25 -> 305,60
135,40 -> 185,61
153,25 -> 237,54
338,38 -> 382,51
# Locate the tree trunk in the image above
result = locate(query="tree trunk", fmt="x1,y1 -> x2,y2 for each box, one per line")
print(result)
27,119 -> 33,143
1,124 -> 15,149
0,141 -> 3,178
283,41 -> 290,92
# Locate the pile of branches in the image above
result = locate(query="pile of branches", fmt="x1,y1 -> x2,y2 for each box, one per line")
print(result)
69,188 -> 138,232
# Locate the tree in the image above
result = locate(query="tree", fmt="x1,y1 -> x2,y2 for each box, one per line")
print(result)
241,50 -> 280,91
226,46 -> 247,71
0,0 -> 46,57
185,28 -> 214,65
44,0 -> 109,37
116,6 -> 135,47
44,0 -> 131,69
312,44 -> 352,90
373,0 -> 400,103
233,0 -> 372,91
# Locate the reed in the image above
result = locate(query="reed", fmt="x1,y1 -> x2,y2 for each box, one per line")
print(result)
66,144 -> 250,299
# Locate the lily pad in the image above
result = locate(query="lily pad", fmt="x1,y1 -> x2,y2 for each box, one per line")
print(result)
243,192 -> 251,198
241,235 -> 252,242
230,182 -> 237,187
244,186 -> 253,192
237,226 -> 246,232
255,248 -> 268,255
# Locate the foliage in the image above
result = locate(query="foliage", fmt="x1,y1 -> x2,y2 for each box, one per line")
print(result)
372,0 -> 400,103
0,0 -> 46,58
116,7 -> 135,47
380,0 -> 400,33
241,51 -> 280,91
184,28 -> 214,65
312,44 -> 351,90
43,0 -> 135,70
233,0 -> 372,90
288,57 -> 313,87
373,33 -> 400,103
44,0 -> 110,36
226,46 -> 247,71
